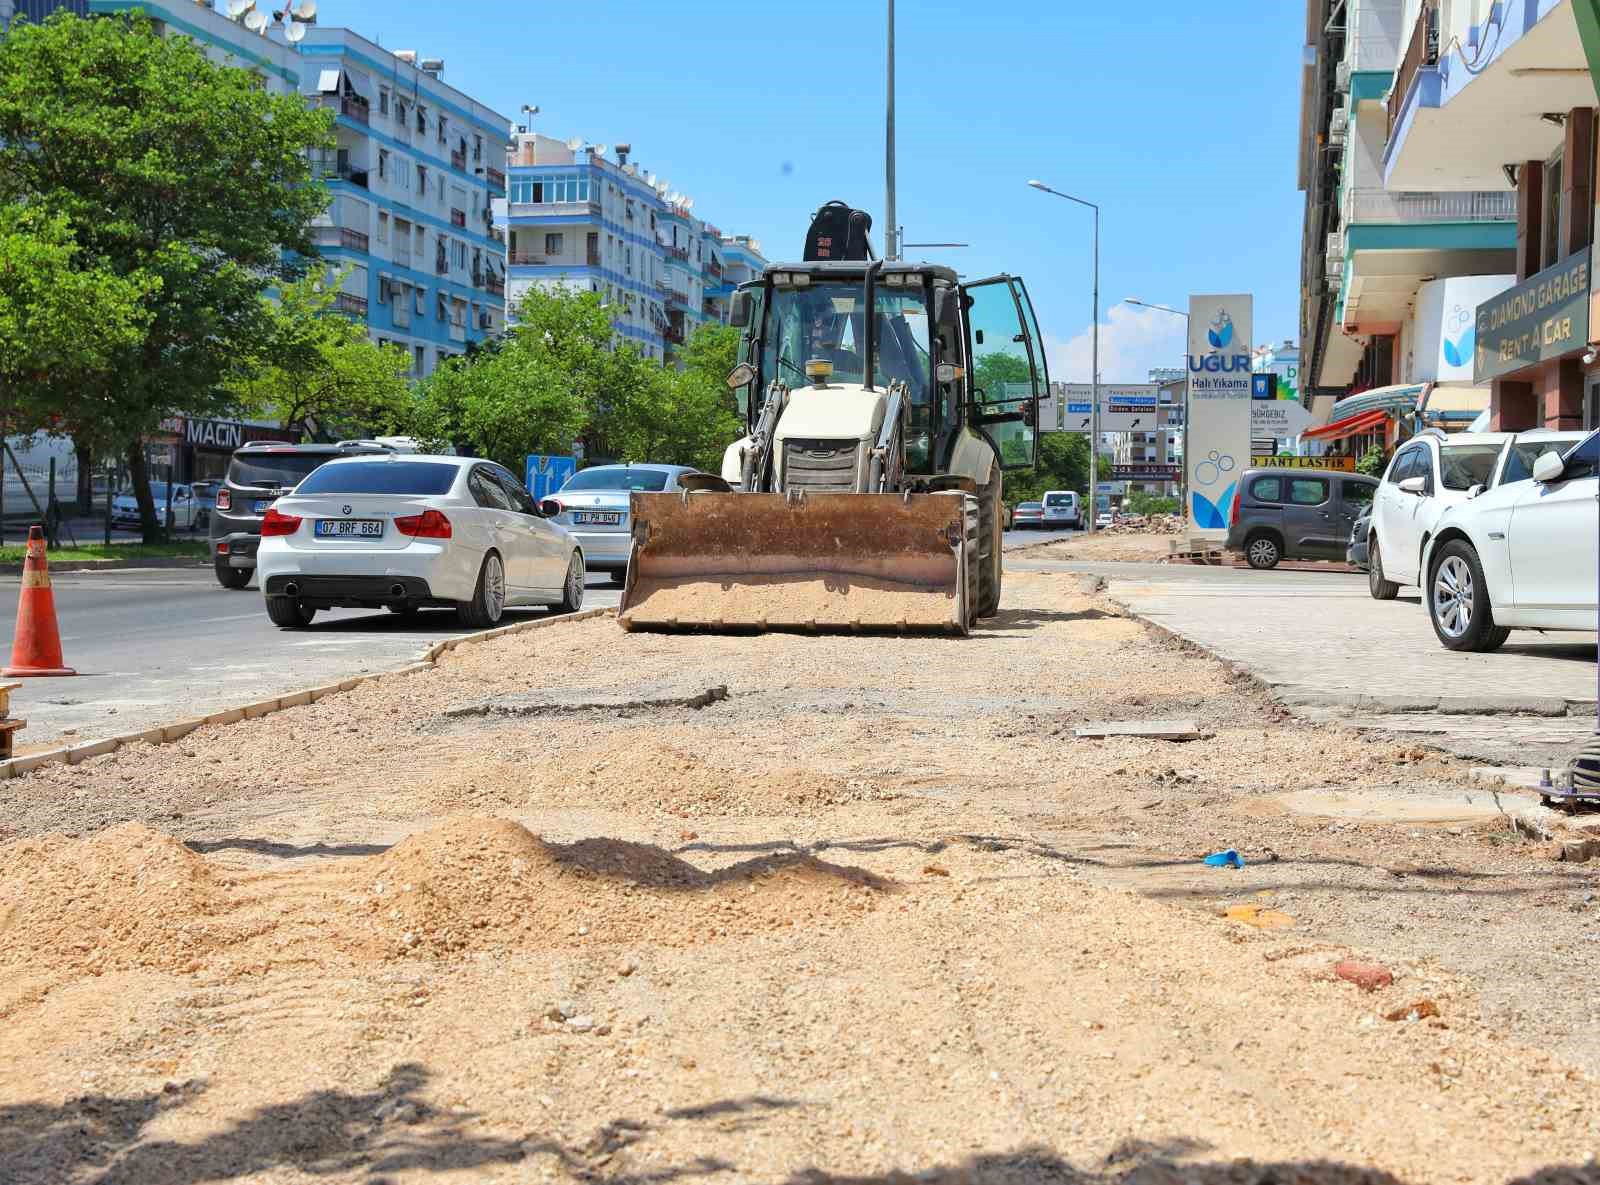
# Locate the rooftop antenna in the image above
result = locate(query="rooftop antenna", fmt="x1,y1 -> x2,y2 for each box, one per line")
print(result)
565,136 -> 583,151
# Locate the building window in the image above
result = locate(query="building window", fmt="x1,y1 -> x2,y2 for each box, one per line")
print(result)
452,239 -> 467,269
379,87 -> 389,116
1544,150 -> 1565,268
416,164 -> 427,196
397,99 -> 408,126
437,115 -> 447,145
416,105 -> 427,135
377,211 -> 389,243
473,134 -> 483,163
545,232 -> 563,255
437,292 -> 449,321
414,345 -> 426,375
377,148 -> 389,180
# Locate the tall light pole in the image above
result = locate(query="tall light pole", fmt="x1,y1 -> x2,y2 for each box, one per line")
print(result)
885,0 -> 897,260
1028,180 -> 1100,532
1125,298 -> 1189,517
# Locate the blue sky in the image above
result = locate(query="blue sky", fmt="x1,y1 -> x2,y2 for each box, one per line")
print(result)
323,0 -> 1305,383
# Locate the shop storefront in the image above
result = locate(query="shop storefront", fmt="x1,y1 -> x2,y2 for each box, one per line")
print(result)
159,417 -> 300,484
1476,249 -> 1592,431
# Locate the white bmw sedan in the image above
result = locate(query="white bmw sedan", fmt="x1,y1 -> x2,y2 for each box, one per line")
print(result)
256,454 -> 584,629
1421,429 -> 1598,652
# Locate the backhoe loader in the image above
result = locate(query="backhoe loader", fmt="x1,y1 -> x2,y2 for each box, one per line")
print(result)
619,201 -> 1049,634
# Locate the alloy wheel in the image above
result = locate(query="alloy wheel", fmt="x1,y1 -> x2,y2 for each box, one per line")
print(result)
1248,538 -> 1278,568
484,554 -> 505,619
566,554 -> 584,610
1432,555 -> 1473,639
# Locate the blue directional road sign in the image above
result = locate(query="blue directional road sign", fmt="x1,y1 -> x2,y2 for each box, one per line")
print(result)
525,454 -> 577,500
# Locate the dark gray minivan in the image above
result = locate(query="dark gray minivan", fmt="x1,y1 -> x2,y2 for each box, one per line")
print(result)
1224,467 -> 1378,569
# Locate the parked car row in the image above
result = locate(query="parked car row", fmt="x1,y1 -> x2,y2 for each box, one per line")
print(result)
1008,490 -> 1083,531
200,440 -> 706,631
1245,426 -> 1593,654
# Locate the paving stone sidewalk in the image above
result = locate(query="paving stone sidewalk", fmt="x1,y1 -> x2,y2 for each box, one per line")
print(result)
1015,557 -> 1597,770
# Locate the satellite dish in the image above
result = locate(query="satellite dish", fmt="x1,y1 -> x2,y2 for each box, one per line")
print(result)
645,172 -> 656,186
226,0 -> 252,16
565,136 -> 583,151
592,144 -> 608,157
285,20 -> 306,41
293,0 -> 317,17
622,164 -> 637,176
243,9 -> 267,31
684,198 -> 694,210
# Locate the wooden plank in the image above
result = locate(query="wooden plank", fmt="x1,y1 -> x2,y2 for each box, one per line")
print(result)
1074,719 -> 1204,741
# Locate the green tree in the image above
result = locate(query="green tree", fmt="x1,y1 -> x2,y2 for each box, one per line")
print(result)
0,206 -> 156,423
1002,431 -> 1091,504
413,339 -> 587,470
228,273 -> 412,440
1356,445 -> 1387,476
0,12 -> 333,540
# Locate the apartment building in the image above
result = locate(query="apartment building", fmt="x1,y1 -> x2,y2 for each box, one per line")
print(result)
1384,0 -> 1599,429
502,134 -> 766,362
1298,0 -> 1519,445
296,29 -> 510,379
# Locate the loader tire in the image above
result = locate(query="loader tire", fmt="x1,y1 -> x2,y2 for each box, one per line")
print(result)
976,473 -> 1003,618
962,493 -> 981,631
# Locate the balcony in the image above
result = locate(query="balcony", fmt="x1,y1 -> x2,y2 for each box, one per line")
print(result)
316,93 -> 370,125
587,247 -> 602,266
436,257 -> 450,276
666,289 -> 689,308
507,199 -> 602,219
663,323 -> 686,345
702,299 -> 720,318
332,292 -> 368,317
451,148 -> 467,170
704,259 -> 723,279
1387,0 -> 1438,137
1344,188 -> 1516,225
664,245 -> 690,264
448,317 -> 466,343
485,166 -> 506,193
484,275 -> 505,297
488,226 -> 506,245
509,251 -> 550,265
450,208 -> 467,228
312,225 -> 370,253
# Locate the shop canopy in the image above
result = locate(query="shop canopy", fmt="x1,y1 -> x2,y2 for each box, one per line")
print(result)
1301,407 -> 1390,443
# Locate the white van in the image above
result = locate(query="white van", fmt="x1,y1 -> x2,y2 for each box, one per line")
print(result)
1041,490 -> 1082,529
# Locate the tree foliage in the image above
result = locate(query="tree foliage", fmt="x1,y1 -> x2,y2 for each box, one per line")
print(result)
0,12 -> 333,538
1002,431 -> 1091,505
0,206 -> 157,412
228,273 -> 412,440
416,289 -> 742,475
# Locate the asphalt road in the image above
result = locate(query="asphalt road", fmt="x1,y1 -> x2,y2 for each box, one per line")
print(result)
1001,525 -> 1082,549
0,567 -> 623,749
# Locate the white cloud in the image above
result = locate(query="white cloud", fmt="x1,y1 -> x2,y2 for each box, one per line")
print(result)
1044,302 -> 1187,385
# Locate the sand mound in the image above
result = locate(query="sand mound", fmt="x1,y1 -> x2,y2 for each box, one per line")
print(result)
0,823 -> 230,972
423,733 -> 892,818
360,817 -> 889,957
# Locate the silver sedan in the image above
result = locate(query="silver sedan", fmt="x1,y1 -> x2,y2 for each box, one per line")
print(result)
541,463 -> 703,583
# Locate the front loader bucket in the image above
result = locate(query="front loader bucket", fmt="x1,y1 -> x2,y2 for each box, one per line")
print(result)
619,492 -> 971,634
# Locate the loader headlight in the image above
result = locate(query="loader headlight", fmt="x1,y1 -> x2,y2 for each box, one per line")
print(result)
804,358 -> 834,387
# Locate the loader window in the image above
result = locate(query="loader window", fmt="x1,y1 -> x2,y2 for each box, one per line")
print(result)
964,276 -> 1041,470
761,282 -> 931,401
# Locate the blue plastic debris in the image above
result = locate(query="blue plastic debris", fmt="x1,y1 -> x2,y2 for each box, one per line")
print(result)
1203,849 -> 1245,869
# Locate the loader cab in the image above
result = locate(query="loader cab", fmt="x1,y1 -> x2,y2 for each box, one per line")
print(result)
733,263 -> 1047,474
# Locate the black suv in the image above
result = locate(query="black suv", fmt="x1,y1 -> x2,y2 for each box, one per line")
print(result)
210,441 -> 393,588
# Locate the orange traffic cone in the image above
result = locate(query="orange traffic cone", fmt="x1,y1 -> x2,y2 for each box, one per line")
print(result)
5,526 -> 75,677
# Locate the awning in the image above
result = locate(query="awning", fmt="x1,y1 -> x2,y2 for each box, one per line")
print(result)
1301,407 -> 1390,443
1419,382 -> 1489,417
1323,383 -> 1427,421
317,68 -> 341,94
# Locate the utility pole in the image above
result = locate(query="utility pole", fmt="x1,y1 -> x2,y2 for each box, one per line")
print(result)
885,0 -> 897,260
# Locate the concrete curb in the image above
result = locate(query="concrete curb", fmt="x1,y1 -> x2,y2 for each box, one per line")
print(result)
0,606 -> 615,781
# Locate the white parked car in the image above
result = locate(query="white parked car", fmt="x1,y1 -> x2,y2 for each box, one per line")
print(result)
1367,432 -> 1508,600
541,463 -> 702,583
111,481 -> 203,530
1040,490 -> 1082,529
1422,429 -> 1598,651
256,454 -> 584,629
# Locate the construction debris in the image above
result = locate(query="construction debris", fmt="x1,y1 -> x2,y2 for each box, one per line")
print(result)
1075,718 -> 1203,741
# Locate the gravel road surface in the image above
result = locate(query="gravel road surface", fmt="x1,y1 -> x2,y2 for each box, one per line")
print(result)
2,563 -> 1598,1184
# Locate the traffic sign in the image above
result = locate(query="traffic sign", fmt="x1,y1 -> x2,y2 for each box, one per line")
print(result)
525,454 -> 577,500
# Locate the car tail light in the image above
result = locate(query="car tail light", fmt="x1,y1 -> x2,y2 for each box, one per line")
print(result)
259,507 -> 301,537
215,489 -> 232,511
1230,482 -> 1242,525
394,509 -> 452,538
216,541 -> 229,555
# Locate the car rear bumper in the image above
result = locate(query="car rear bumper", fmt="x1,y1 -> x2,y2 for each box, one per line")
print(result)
261,573 -> 439,607
568,529 -> 631,565
257,541 -> 475,604
214,533 -> 260,569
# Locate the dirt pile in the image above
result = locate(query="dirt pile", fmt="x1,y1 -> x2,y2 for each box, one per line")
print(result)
1101,513 -> 1183,535
361,817 -> 890,957
0,823 -> 230,973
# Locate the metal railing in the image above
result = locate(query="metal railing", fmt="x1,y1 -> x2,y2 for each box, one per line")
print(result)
587,247 -> 602,266
435,257 -> 450,276
451,148 -> 467,170
312,225 -> 370,253
333,292 -> 368,317
485,166 -> 506,192
509,251 -> 550,265
484,275 -> 505,297
1345,187 -> 1514,223
666,289 -> 690,307
663,324 -> 686,345
1388,0 -> 1439,136
316,94 -> 370,125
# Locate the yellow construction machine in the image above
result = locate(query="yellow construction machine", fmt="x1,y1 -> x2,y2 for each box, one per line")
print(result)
619,201 -> 1049,635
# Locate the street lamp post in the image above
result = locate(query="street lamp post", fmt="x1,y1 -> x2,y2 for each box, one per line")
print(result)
1125,298 -> 1190,520
1028,180 -> 1099,533
886,0 -> 897,260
